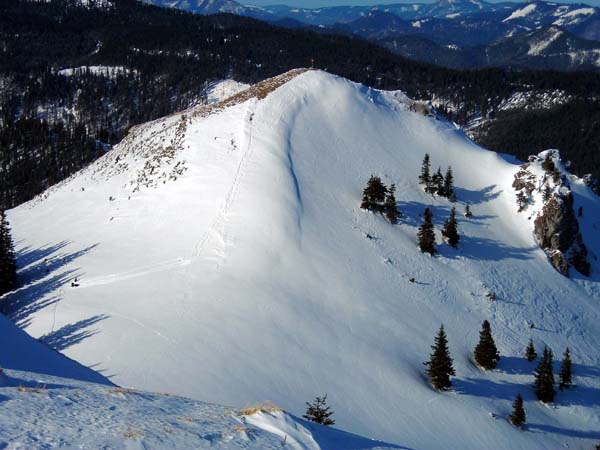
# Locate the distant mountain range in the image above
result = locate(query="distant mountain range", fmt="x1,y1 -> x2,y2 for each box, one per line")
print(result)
142,0 -> 600,71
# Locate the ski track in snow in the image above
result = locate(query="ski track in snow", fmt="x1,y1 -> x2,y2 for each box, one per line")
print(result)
76,257 -> 192,289
192,100 -> 257,260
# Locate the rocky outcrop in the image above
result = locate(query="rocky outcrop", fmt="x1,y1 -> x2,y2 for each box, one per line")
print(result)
534,190 -> 590,277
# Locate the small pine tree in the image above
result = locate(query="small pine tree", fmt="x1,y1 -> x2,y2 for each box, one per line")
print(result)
552,167 -> 561,184
384,184 -> 401,224
473,320 -> 500,370
516,191 -> 528,212
464,204 -> 473,218
541,153 -> 555,173
424,325 -> 455,390
534,346 -> 556,403
303,395 -> 335,426
419,154 -> 431,187
0,210 -> 18,296
559,347 -> 572,390
542,184 -> 552,203
441,207 -> 460,248
361,176 -> 387,212
443,166 -> 456,202
525,338 -> 537,362
508,393 -> 526,429
417,208 -> 436,255
432,168 -> 444,196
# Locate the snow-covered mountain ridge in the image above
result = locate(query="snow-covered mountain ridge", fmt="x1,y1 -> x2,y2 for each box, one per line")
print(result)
0,368 -> 399,449
5,69 -> 600,449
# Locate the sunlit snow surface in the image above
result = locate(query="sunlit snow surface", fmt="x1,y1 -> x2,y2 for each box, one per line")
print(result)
6,70 -> 600,449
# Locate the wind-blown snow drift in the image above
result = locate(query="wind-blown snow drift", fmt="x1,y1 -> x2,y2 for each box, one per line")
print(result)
6,69 -> 600,449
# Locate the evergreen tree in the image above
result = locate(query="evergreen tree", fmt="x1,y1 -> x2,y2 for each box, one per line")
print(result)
542,184 -> 552,203
303,395 -> 335,426
384,184 -> 401,224
508,393 -> 526,429
542,153 -> 555,173
424,325 -> 455,390
0,210 -> 18,296
516,191 -> 528,212
464,204 -> 473,218
525,338 -> 537,362
417,208 -> 436,255
559,347 -> 572,390
473,320 -> 500,369
552,168 -> 561,184
432,168 -> 444,196
361,176 -> 387,212
443,166 -> 456,201
441,207 -> 460,248
419,154 -> 431,188
534,346 -> 556,403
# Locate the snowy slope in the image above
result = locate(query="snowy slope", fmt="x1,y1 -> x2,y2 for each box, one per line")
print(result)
0,369 -> 398,450
0,313 -> 110,385
6,69 -> 600,449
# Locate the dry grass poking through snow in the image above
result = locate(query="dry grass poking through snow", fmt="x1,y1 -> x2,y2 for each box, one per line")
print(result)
239,401 -> 282,416
76,68 -> 313,196
16,385 -> 47,394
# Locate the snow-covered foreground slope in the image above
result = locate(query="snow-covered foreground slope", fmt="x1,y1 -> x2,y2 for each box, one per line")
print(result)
0,369 -> 397,450
6,69 -> 600,449
0,313 -> 109,385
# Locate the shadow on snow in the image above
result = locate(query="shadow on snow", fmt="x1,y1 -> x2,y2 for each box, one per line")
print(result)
40,314 -> 109,352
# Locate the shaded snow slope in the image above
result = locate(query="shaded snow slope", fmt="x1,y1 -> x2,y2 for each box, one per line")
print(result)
0,369 -> 399,450
6,70 -> 600,449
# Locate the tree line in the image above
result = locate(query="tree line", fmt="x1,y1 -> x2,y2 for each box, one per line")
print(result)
426,322 -> 573,429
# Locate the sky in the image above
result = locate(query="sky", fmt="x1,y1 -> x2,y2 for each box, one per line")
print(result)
243,0 -> 599,6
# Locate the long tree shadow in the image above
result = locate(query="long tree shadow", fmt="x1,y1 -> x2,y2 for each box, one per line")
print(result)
499,356 -> 600,379
454,377 -> 523,402
396,199 -> 536,261
1,242 -> 99,329
455,185 -> 502,205
16,243 -> 98,287
40,315 -> 109,351
446,236 -> 538,262
397,201 -> 453,228
455,376 -> 600,408
527,423 -> 600,440
2,270 -> 77,327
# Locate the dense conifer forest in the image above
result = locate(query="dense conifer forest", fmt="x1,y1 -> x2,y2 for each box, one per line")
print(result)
1,0 -> 599,208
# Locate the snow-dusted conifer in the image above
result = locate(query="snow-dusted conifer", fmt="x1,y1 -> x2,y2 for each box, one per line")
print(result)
464,204 -> 473,218
0,210 -> 18,296
542,153 -> 555,173
419,154 -> 431,187
559,347 -> 572,390
424,325 -> 455,390
473,320 -> 500,370
361,176 -> 387,212
432,168 -> 444,196
542,184 -> 552,203
525,338 -> 537,362
384,184 -> 401,224
303,395 -> 335,426
418,208 -> 436,255
443,166 -> 455,201
534,346 -> 556,403
516,191 -> 528,212
508,393 -> 526,428
442,207 -> 459,248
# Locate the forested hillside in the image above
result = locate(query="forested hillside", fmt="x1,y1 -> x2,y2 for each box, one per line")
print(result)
1,0 -> 599,209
